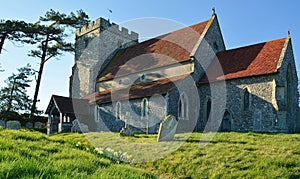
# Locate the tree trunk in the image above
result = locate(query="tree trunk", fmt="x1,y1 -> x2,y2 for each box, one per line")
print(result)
29,60 -> 45,122
29,34 -> 49,123
0,33 -> 7,54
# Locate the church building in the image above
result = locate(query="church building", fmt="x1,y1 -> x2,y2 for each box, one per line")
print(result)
45,12 -> 299,134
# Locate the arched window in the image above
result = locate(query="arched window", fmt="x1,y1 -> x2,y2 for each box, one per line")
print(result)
115,102 -> 121,120
243,88 -> 250,111
178,93 -> 188,120
95,105 -> 100,122
141,98 -> 148,119
221,111 -> 231,132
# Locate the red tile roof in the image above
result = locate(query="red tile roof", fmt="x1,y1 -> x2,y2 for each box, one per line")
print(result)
199,37 -> 288,83
97,18 -> 212,82
45,95 -> 89,115
85,75 -> 188,104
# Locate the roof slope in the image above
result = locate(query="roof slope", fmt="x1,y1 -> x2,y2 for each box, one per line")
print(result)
98,18 -> 212,82
199,37 -> 288,83
85,75 -> 188,104
45,95 -> 89,114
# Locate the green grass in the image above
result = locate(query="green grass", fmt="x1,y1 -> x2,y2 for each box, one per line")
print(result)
162,133 -> 300,178
0,128 -> 155,178
0,127 -> 300,178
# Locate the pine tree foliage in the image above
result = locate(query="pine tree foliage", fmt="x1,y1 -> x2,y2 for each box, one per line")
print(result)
0,9 -> 90,121
0,20 -> 30,54
27,9 -> 89,120
0,64 -> 34,115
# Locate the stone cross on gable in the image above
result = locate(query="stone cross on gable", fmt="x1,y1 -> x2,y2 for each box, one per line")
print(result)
212,7 -> 216,15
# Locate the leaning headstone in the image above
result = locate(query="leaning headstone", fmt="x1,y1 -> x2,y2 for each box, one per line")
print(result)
0,120 -> 5,128
34,122 -> 43,129
25,122 -> 33,129
157,115 -> 178,142
71,119 -> 81,132
71,119 -> 89,133
6,120 -> 21,130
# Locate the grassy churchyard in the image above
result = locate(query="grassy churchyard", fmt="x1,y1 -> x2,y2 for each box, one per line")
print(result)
0,127 -> 300,178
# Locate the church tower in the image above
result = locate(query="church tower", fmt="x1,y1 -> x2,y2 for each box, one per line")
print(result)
70,18 -> 139,98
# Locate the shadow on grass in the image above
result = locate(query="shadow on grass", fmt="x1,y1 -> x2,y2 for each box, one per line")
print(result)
174,139 -> 248,144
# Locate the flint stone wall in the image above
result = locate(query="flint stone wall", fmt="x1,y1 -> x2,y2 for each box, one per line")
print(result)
97,95 -> 166,133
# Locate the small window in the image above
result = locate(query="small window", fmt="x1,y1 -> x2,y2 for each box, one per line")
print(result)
213,42 -> 219,51
115,102 -> 121,120
140,74 -> 146,82
96,105 -> 100,122
179,93 -> 188,120
206,98 -> 211,123
117,40 -> 123,47
243,88 -> 250,111
141,98 -> 148,119
84,38 -> 89,48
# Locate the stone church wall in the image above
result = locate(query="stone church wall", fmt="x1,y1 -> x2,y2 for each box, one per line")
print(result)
274,38 -> 299,132
97,95 -> 167,133
199,63 -> 298,133
69,16 -> 299,134
199,75 -> 279,132
197,37 -> 299,133
70,18 -> 139,98
191,14 -> 226,82
166,77 -> 200,132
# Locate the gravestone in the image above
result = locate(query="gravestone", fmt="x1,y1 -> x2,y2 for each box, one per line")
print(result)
71,119 -> 80,132
6,120 -> 21,130
157,115 -> 178,142
25,122 -> 33,129
0,120 -> 5,128
34,122 -> 43,129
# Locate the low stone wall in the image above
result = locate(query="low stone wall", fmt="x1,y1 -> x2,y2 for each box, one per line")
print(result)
0,120 -> 46,130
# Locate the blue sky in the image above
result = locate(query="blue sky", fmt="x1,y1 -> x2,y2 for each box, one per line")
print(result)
0,0 -> 299,112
